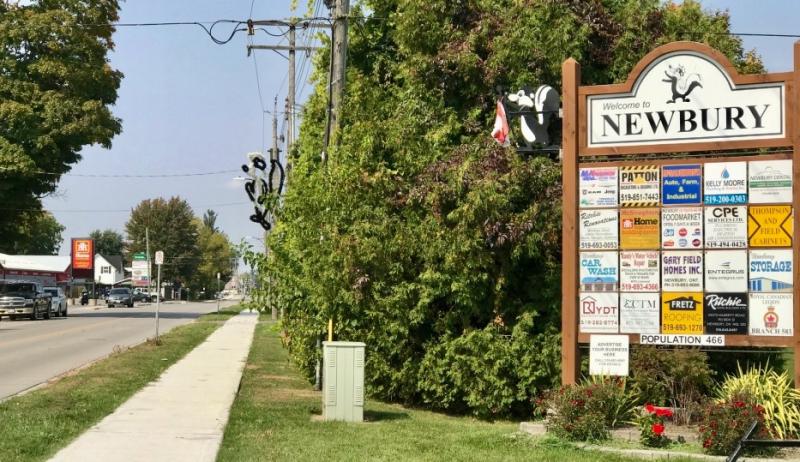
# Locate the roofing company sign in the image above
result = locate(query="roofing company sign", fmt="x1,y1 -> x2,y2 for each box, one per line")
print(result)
586,49 -> 785,150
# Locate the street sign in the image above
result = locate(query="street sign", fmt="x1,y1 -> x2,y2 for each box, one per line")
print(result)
661,292 -> 704,335
133,252 -> 147,261
619,166 -> 659,207
155,251 -> 164,266
748,205 -> 793,247
620,208 -> 659,249
579,167 -> 618,208
749,160 -> 792,204
662,164 -> 702,205
703,162 -> 747,205
662,207 -> 702,249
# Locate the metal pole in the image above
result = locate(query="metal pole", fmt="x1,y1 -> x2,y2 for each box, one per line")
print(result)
155,263 -> 161,343
287,24 -> 295,160
145,227 -> 151,298
216,272 -> 220,314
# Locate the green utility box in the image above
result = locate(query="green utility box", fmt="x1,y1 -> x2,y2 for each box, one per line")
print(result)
322,341 -> 365,422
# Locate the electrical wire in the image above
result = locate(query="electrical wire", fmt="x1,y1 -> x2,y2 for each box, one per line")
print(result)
0,202 -> 251,213
0,167 -> 241,178
79,20 -> 249,45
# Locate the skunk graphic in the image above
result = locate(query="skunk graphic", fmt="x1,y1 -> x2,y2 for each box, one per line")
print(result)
504,85 -> 560,148
662,64 -> 702,103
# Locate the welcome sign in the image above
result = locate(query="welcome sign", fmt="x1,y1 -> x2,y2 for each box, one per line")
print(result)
587,52 -> 785,149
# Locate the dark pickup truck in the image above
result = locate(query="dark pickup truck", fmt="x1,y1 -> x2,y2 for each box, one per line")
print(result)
0,280 -> 53,320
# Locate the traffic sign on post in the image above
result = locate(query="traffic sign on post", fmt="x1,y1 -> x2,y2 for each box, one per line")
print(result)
155,251 -> 164,266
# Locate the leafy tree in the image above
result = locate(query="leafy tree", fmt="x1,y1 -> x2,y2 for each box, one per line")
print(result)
188,219 -> 237,299
89,229 -> 125,256
125,197 -> 198,286
0,0 -> 122,252
202,209 -> 218,232
256,0 -> 766,418
0,211 -> 64,255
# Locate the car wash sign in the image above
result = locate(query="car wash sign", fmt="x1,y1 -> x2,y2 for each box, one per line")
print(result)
586,51 -> 785,149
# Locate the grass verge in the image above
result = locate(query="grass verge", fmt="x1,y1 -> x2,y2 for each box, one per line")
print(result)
0,307 -> 242,462
217,321 -> 694,462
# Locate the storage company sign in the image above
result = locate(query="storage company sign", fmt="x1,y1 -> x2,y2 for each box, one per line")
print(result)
587,52 -> 785,148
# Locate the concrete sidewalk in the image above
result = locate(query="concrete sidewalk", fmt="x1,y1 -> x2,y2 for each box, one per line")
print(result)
50,311 -> 259,462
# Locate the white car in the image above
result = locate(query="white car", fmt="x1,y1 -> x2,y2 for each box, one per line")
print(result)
43,287 -> 68,317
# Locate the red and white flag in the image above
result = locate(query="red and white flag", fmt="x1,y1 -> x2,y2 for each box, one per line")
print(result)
491,99 -> 510,146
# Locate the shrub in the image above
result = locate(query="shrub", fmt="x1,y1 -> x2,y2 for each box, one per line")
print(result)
545,377 -> 638,441
637,404 -> 673,448
698,394 -> 769,456
716,363 -> 800,439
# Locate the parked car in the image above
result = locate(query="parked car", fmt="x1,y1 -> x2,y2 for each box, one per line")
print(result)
107,288 -> 134,308
0,280 -> 53,320
43,286 -> 68,318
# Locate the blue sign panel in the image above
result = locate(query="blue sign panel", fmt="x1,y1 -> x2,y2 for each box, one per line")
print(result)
662,165 -> 702,205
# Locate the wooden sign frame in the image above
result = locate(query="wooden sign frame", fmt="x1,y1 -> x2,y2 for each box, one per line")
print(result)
561,41 -> 800,385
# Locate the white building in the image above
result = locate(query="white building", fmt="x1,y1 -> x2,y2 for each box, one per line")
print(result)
0,253 -> 71,287
94,254 -> 125,286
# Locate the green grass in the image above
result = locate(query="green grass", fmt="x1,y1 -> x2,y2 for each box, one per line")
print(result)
0,307 -> 242,462
217,321 -> 691,462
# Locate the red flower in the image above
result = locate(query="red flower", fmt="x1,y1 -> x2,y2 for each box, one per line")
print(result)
733,401 -> 745,408
652,423 -> 665,435
645,403 -> 655,414
655,408 -> 673,418
703,438 -> 712,448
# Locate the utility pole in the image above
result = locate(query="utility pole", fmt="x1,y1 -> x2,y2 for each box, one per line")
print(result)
287,24 -> 296,160
330,0 -> 350,135
269,97 -> 279,321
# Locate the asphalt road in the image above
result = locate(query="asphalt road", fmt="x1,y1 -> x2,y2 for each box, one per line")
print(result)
0,299 -> 238,400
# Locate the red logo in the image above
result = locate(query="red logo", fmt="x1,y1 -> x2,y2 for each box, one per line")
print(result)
679,228 -> 688,237
692,239 -> 701,247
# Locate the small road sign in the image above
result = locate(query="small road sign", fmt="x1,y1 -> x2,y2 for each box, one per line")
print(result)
155,251 -> 164,266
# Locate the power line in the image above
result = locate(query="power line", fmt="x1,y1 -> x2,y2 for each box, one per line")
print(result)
0,167 -> 240,178
0,202 -> 250,214
79,20 -> 249,45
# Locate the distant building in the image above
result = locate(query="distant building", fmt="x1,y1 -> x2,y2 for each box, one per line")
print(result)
0,253 -> 71,287
94,254 -> 125,286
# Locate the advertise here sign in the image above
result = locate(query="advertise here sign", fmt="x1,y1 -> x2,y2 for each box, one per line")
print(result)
662,251 -> 703,291
580,210 -> 618,250
748,205 -> 793,247
704,293 -> 748,335
589,335 -> 629,376
749,293 -> 793,336
580,293 -> 619,333
704,250 -> 747,292
662,292 -> 703,334
703,162 -> 747,205
662,207 -> 702,249
620,208 -> 660,249
705,206 -> 747,249
619,166 -> 659,207
749,160 -> 792,204
749,249 -> 793,292
579,252 -> 618,292
579,167 -> 618,208
620,293 -> 659,334
662,165 -> 702,205
620,251 -> 660,292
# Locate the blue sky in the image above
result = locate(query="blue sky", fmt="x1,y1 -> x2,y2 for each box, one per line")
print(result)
42,0 -> 800,255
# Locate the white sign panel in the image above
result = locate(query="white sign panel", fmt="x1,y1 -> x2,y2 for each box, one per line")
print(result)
705,206 -> 747,249
587,52 -> 785,148
704,250 -> 748,292
619,166 -> 660,206
749,293 -> 793,336
579,292 -> 619,333
749,160 -> 792,203
704,162 -> 747,205
155,251 -> 164,266
749,249 -> 793,292
589,335 -> 629,376
639,334 -> 725,346
620,251 -> 660,292
579,210 -> 618,250
662,207 -> 703,249
620,293 -> 660,334
580,252 -> 618,292
662,251 -> 703,291
131,259 -> 150,287
579,167 -> 618,208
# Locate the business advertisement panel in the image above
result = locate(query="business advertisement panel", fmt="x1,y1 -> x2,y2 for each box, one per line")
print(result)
748,205 -> 793,247
705,206 -> 748,249
662,207 -> 703,249
704,250 -> 748,292
619,293 -> 660,334
749,160 -> 792,204
749,293 -> 793,336
589,335 -> 629,376
662,292 -> 704,334
71,238 -> 94,270
704,293 -> 748,334
620,208 -> 660,249
580,210 -> 618,250
749,249 -> 793,292
662,164 -> 702,205
619,166 -> 659,207
579,293 -> 619,333
662,251 -> 703,292
579,252 -> 618,292
619,251 -> 660,292
703,162 -> 747,205
579,167 -> 618,208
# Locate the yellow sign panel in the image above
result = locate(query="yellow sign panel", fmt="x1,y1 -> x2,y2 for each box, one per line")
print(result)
662,292 -> 703,334
620,208 -> 660,249
748,205 -> 793,247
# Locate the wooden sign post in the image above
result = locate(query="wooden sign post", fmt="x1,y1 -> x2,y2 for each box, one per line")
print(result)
561,41 -> 800,385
